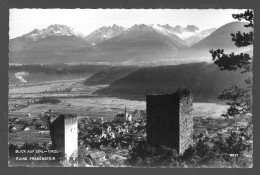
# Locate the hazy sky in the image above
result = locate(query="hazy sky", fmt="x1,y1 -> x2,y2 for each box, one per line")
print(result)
9,9 -> 246,39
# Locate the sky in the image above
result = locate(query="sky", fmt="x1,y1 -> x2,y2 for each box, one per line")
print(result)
9,9 -> 246,39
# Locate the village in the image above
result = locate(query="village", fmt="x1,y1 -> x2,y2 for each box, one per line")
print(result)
8,100 -> 253,167
77,112 -> 147,166
8,106 -> 147,166
74,113 -> 253,166
7,81 -> 253,167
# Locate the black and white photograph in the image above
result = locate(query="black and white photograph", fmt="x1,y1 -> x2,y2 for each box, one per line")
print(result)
8,9 -> 253,167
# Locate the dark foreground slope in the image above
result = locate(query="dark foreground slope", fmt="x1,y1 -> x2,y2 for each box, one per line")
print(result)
99,62 -> 250,102
84,66 -> 141,85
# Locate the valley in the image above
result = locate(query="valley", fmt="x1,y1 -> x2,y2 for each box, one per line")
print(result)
9,75 -> 230,146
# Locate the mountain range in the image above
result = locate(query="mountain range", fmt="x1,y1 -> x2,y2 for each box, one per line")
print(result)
9,22 -> 252,64
179,22 -> 253,59
85,24 -> 126,45
157,24 -> 216,46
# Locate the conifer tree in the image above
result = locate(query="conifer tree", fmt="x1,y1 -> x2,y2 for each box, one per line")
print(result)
209,9 -> 253,119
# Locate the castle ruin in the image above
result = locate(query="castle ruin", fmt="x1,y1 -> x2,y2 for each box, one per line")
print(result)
48,113 -> 78,160
146,89 -> 193,154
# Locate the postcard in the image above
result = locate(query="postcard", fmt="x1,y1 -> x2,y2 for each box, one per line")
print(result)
8,9 -> 253,167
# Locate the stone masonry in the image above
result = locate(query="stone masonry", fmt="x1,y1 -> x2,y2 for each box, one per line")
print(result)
48,113 -> 78,160
146,88 -> 193,155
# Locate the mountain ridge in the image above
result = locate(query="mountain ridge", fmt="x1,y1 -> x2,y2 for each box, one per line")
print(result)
9,21 -> 250,64
98,62 -> 250,102
85,24 -> 126,45
19,24 -> 85,42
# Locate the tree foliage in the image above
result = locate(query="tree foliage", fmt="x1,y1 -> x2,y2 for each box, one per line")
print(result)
126,134 -> 252,168
126,141 -> 180,167
209,9 -> 253,118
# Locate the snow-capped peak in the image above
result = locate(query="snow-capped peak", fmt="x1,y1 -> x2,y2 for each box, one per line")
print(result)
155,24 -> 216,46
173,25 -> 185,33
85,24 -> 126,45
149,24 -> 172,35
21,24 -> 85,41
185,25 -> 199,32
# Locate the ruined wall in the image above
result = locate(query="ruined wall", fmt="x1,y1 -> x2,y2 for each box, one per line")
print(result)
65,115 -> 78,160
146,93 -> 180,150
146,89 -> 193,154
49,114 -> 78,160
179,94 -> 193,155
49,115 -> 65,154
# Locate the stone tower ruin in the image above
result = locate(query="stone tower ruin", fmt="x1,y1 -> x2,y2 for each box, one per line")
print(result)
146,89 -> 193,154
48,113 -> 78,160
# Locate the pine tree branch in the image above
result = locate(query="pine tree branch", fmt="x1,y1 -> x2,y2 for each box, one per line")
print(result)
231,31 -> 253,47
232,9 -> 254,28
209,49 -> 252,72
